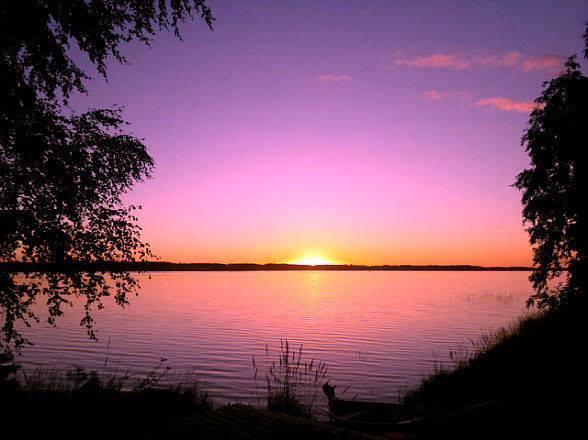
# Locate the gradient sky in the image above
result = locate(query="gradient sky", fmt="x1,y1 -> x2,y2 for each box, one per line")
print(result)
70,0 -> 588,266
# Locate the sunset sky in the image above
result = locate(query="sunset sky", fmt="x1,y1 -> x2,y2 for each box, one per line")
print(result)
71,0 -> 588,266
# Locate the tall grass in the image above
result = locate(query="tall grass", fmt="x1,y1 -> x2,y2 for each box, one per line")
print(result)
14,360 -> 211,405
401,314 -> 537,406
1,353 -> 212,437
402,305 -> 586,410
253,339 -> 328,419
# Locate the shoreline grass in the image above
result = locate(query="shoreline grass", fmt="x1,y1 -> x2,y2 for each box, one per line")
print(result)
3,304 -> 586,435
1,353 -> 213,437
402,302 -> 587,413
253,339 -> 328,419
1,338 -> 328,436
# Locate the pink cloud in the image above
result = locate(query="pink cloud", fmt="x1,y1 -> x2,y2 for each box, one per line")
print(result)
399,53 -> 471,69
317,74 -> 354,83
422,89 -> 471,101
520,55 -> 562,72
422,89 -> 538,114
474,97 -> 538,113
396,51 -> 563,73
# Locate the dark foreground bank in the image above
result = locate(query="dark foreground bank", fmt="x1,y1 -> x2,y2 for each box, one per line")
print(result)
401,298 -> 588,436
2,302 -> 586,438
0,360 -> 213,438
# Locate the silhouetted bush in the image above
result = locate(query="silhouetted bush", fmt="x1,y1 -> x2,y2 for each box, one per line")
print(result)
403,302 -> 587,417
253,339 -> 328,419
1,359 -> 212,439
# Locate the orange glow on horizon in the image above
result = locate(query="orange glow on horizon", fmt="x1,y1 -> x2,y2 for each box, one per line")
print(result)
289,251 -> 339,266
145,231 -> 533,267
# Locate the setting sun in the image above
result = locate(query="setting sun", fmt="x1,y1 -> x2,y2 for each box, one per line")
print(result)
290,252 -> 337,265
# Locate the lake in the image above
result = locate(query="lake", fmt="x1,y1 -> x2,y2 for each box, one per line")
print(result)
15,271 -> 533,405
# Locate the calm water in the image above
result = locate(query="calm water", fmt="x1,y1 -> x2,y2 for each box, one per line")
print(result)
16,271 -> 532,404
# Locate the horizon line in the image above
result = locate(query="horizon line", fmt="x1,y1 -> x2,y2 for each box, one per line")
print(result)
0,261 -> 536,272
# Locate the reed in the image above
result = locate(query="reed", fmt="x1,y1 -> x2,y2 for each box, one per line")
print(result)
253,338 -> 328,419
1,353 -> 212,436
402,304 -> 586,410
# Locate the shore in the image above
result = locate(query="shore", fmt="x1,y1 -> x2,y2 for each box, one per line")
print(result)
401,300 -> 587,435
2,301 -> 585,437
0,261 -> 534,272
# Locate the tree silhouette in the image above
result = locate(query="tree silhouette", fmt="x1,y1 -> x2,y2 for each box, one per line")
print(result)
515,29 -> 588,309
584,22 -> 588,60
0,1 -> 214,349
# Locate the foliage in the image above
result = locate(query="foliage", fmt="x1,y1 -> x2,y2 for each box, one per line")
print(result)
514,35 -> 588,309
1,358 -> 212,438
403,305 -> 587,409
0,0 -> 214,103
0,1 -> 214,350
401,306 -> 588,435
253,339 -> 328,419
584,21 -> 588,60
0,349 -> 18,385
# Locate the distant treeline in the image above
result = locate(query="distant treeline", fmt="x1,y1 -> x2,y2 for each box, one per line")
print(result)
0,261 -> 534,272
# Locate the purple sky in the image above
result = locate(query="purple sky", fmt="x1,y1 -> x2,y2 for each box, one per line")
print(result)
70,0 -> 588,265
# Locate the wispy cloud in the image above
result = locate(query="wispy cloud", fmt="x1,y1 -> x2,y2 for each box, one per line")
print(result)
422,89 -> 471,101
316,74 -> 354,84
401,54 -> 471,70
518,55 -> 562,72
396,51 -> 563,73
474,97 -> 538,113
422,89 -> 538,114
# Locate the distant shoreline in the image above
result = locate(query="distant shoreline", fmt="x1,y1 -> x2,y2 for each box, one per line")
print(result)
0,261 -> 534,272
